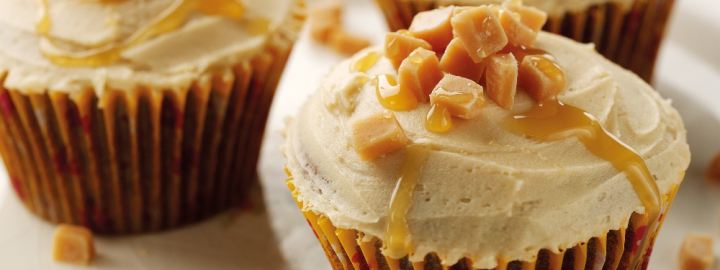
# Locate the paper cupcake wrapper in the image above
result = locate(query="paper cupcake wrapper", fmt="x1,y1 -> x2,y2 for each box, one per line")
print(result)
0,2 -> 305,234
374,0 -> 675,82
286,175 -> 680,270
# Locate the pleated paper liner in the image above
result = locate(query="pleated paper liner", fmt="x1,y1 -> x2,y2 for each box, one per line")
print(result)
0,1 -> 306,234
286,176 -> 680,270
374,0 -> 675,82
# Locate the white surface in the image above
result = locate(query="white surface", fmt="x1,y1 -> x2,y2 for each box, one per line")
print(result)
1,0 -> 719,269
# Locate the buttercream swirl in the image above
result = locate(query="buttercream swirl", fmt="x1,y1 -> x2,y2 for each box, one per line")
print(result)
285,33 -> 689,268
0,0 -> 296,93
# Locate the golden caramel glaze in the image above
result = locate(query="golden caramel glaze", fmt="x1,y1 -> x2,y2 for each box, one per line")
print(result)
504,99 -> 662,268
377,74 -> 419,111
36,0 -> 250,67
425,104 -> 454,133
384,145 -> 431,258
352,51 -> 382,73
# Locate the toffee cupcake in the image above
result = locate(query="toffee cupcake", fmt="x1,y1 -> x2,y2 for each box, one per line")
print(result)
375,0 -> 675,82
285,3 -> 688,269
0,0 -> 304,234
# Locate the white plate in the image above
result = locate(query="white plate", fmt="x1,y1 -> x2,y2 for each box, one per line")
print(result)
0,0 -> 719,269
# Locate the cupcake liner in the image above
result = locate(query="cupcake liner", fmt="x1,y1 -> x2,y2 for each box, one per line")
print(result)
0,1 -> 305,234
286,175 -> 680,270
374,0 -> 676,82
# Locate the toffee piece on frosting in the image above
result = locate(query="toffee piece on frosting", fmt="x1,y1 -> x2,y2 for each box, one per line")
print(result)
367,1 -> 566,137
408,6 -> 455,54
440,38 -> 486,82
398,47 -> 444,103
451,6 -> 508,62
430,74 -> 485,120
485,53 -> 518,109
351,112 -> 409,161
385,31 -> 433,69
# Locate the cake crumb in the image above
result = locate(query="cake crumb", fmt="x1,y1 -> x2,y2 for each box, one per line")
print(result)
707,152 -> 720,182
52,224 -> 95,265
679,233 -> 714,270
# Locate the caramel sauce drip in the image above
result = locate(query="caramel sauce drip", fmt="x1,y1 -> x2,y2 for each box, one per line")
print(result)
376,74 -> 418,111
36,0 -> 51,35
500,45 -> 550,62
35,0 -> 259,67
352,51 -> 381,73
504,99 -> 662,268
425,104 -> 453,133
384,145 -> 430,258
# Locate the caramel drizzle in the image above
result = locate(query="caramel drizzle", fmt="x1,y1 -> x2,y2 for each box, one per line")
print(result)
352,51 -> 381,73
36,0 -> 51,35
384,144 -> 430,258
425,104 -> 452,133
35,0 -> 257,67
504,99 -> 662,268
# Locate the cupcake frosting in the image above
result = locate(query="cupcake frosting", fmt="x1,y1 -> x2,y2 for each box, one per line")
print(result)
436,0 -> 634,16
285,33 -> 690,268
0,0 -> 297,94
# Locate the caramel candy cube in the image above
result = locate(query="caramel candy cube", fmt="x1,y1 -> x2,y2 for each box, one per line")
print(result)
451,6 -> 508,62
499,9 -> 538,47
385,31 -> 433,69
485,53 -> 518,109
329,29 -> 371,55
309,0 -> 343,42
398,47 -> 444,103
430,74 -> 485,119
409,6 -> 454,54
52,224 -> 95,265
518,55 -> 566,101
440,38 -> 486,82
506,3 -> 548,32
351,112 -> 409,160
376,74 -> 418,111
679,234 -> 714,270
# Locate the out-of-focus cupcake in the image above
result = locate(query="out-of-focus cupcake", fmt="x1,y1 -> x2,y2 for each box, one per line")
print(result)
0,0 -> 304,234
285,3 -> 688,269
375,0 -> 675,81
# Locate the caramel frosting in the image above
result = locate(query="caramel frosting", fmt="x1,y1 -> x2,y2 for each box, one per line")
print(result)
0,0 -> 299,94
284,33 -> 689,268
435,0 -> 634,16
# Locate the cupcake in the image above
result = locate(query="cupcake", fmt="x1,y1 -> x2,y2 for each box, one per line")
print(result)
375,0 -> 675,82
0,0 -> 304,234
285,2 -> 688,269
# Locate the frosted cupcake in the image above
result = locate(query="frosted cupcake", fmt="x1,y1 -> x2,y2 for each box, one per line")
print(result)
375,0 -> 675,82
0,0 -> 304,234
285,2 -> 688,269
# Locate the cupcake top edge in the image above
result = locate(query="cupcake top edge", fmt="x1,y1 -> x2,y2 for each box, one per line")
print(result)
285,3 -> 689,268
0,0 -> 302,94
